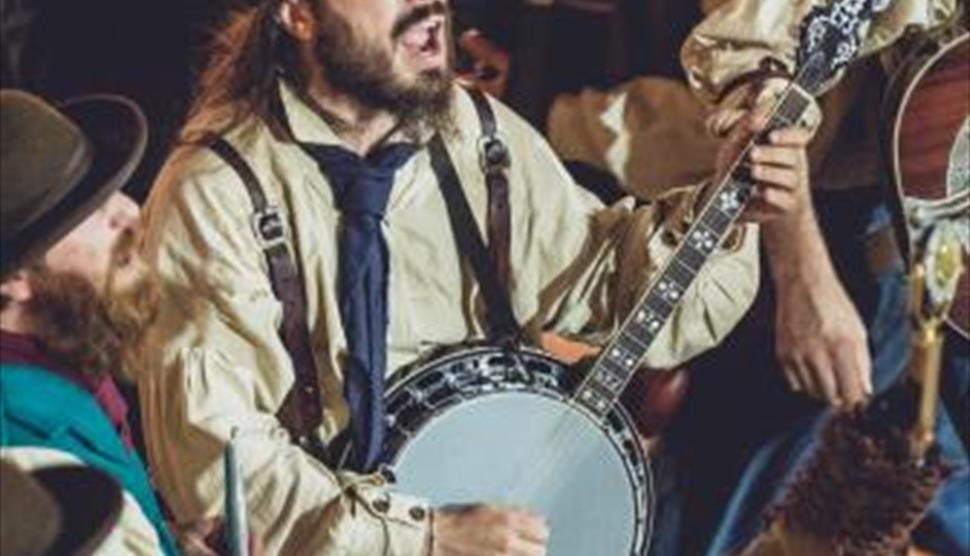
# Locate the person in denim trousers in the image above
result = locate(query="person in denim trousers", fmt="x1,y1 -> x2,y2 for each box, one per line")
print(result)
647,1 -> 969,554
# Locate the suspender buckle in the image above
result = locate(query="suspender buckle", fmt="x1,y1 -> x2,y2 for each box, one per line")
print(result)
477,134 -> 510,174
251,206 -> 288,249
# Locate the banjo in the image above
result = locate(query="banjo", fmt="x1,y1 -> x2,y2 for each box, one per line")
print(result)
377,3 -> 885,554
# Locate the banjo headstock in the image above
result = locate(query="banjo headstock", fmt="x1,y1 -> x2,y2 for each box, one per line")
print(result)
796,0 -> 892,93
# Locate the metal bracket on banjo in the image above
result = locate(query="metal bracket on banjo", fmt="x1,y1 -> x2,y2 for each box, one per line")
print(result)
385,347 -> 580,445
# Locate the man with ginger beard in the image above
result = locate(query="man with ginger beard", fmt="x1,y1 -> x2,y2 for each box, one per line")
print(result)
139,0 -> 813,554
0,89 -> 177,554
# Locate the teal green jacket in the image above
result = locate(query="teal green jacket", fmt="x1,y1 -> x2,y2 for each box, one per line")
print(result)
0,363 -> 179,555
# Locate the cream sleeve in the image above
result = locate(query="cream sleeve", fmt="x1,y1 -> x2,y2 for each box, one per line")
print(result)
139,148 -> 430,556
682,0 -> 957,105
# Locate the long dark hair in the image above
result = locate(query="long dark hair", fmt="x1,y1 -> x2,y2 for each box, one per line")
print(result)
181,1 -> 302,141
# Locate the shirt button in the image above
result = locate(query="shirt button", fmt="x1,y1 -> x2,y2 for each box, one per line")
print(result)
372,499 -> 391,513
408,507 -> 427,521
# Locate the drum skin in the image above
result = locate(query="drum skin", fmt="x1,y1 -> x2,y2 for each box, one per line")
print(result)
382,346 -> 653,556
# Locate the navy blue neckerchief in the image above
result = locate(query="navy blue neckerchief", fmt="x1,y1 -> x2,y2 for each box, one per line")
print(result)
298,142 -> 416,472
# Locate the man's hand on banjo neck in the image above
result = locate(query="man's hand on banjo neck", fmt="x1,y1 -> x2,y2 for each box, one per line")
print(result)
712,78 -> 873,407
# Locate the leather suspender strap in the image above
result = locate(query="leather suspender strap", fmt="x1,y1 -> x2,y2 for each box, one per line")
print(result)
467,87 -> 498,136
199,136 -> 330,463
428,133 -> 521,342
466,88 -> 513,292
195,88 -> 515,456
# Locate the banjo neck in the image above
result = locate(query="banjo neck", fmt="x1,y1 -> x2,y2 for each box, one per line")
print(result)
571,0 -> 883,419
572,84 -> 816,419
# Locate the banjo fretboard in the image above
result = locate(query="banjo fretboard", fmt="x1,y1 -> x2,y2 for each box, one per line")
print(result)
573,91 -> 813,419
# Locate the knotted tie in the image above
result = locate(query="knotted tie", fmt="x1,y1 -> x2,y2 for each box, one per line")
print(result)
299,142 -> 416,472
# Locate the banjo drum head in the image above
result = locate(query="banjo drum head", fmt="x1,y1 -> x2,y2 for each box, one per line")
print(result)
384,349 -> 652,556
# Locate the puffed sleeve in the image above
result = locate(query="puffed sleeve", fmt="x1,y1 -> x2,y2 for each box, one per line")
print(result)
682,0 -> 957,105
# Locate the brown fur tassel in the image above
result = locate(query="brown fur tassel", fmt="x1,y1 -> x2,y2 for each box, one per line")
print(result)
767,407 -> 950,556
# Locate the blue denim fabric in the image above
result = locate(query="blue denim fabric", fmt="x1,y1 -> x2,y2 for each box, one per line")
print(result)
942,326 -> 970,453
649,191 -> 970,556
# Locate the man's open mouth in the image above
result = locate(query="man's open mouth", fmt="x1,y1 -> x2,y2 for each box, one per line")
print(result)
400,16 -> 445,56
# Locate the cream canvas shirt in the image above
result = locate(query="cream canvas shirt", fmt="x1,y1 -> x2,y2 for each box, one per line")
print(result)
683,0 -> 957,191
682,0 -> 957,103
547,77 -> 721,201
138,81 -> 759,555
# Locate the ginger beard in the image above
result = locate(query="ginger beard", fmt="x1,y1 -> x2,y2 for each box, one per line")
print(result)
312,1 -> 456,136
25,229 -> 160,381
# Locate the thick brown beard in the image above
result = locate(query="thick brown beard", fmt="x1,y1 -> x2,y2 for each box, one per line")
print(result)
26,270 -> 115,379
25,237 -> 160,381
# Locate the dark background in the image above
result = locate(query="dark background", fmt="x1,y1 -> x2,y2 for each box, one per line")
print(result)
0,0 -> 702,198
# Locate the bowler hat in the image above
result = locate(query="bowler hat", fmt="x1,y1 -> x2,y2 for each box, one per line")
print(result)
0,89 -> 147,277
0,460 -> 123,555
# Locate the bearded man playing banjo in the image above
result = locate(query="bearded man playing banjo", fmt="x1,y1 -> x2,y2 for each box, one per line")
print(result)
137,0 -> 814,554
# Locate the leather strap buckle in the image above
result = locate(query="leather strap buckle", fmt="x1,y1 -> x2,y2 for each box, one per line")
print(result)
251,206 -> 287,249
478,134 -> 510,174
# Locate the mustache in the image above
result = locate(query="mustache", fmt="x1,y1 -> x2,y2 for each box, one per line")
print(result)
391,2 -> 448,40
